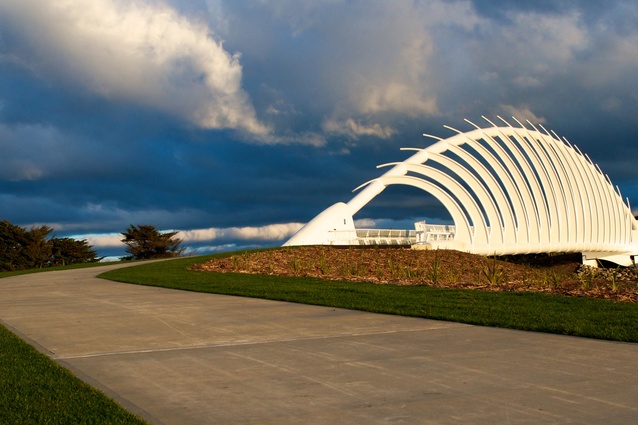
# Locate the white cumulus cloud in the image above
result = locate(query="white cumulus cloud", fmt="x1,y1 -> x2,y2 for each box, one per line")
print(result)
178,223 -> 303,243
0,0 -> 269,135
79,222 -> 303,248
496,105 -> 547,125
83,234 -> 124,248
322,118 -> 395,140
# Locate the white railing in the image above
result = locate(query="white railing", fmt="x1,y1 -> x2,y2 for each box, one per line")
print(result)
327,222 -> 457,246
414,221 -> 456,244
327,229 -> 416,246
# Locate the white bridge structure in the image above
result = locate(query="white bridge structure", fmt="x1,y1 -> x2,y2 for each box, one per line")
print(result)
284,117 -> 638,267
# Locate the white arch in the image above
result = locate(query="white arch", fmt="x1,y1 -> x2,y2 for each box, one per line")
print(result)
425,152 -> 505,244
492,117 -> 551,243
476,120 -> 540,246
378,175 -> 474,245
284,118 -> 638,266
381,163 -> 490,245
504,117 -> 556,243
450,126 -> 533,243
446,144 -> 518,244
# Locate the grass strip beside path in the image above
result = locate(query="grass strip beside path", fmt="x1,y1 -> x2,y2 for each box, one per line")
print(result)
0,324 -> 148,425
100,253 -> 638,343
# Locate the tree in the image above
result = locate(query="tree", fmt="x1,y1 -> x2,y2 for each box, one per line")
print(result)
120,224 -> 185,260
0,220 -> 53,271
0,220 -> 25,271
0,220 -> 101,271
22,224 -> 54,269
51,238 -> 101,266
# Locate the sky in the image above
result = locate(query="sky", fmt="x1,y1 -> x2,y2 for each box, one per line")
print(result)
1,0 -> 637,258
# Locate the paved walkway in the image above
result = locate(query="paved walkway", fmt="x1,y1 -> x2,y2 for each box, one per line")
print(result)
1,263 -> 637,424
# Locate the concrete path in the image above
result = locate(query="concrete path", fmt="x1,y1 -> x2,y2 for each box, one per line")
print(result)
1,263 -> 637,424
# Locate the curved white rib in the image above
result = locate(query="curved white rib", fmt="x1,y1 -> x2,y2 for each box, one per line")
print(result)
380,175 -> 474,244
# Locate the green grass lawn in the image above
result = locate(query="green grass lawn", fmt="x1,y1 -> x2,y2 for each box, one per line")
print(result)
0,324 -> 148,425
100,252 -> 638,343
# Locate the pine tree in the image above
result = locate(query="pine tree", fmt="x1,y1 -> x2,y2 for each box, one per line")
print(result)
51,238 -> 101,266
0,220 -> 53,271
120,224 -> 184,260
